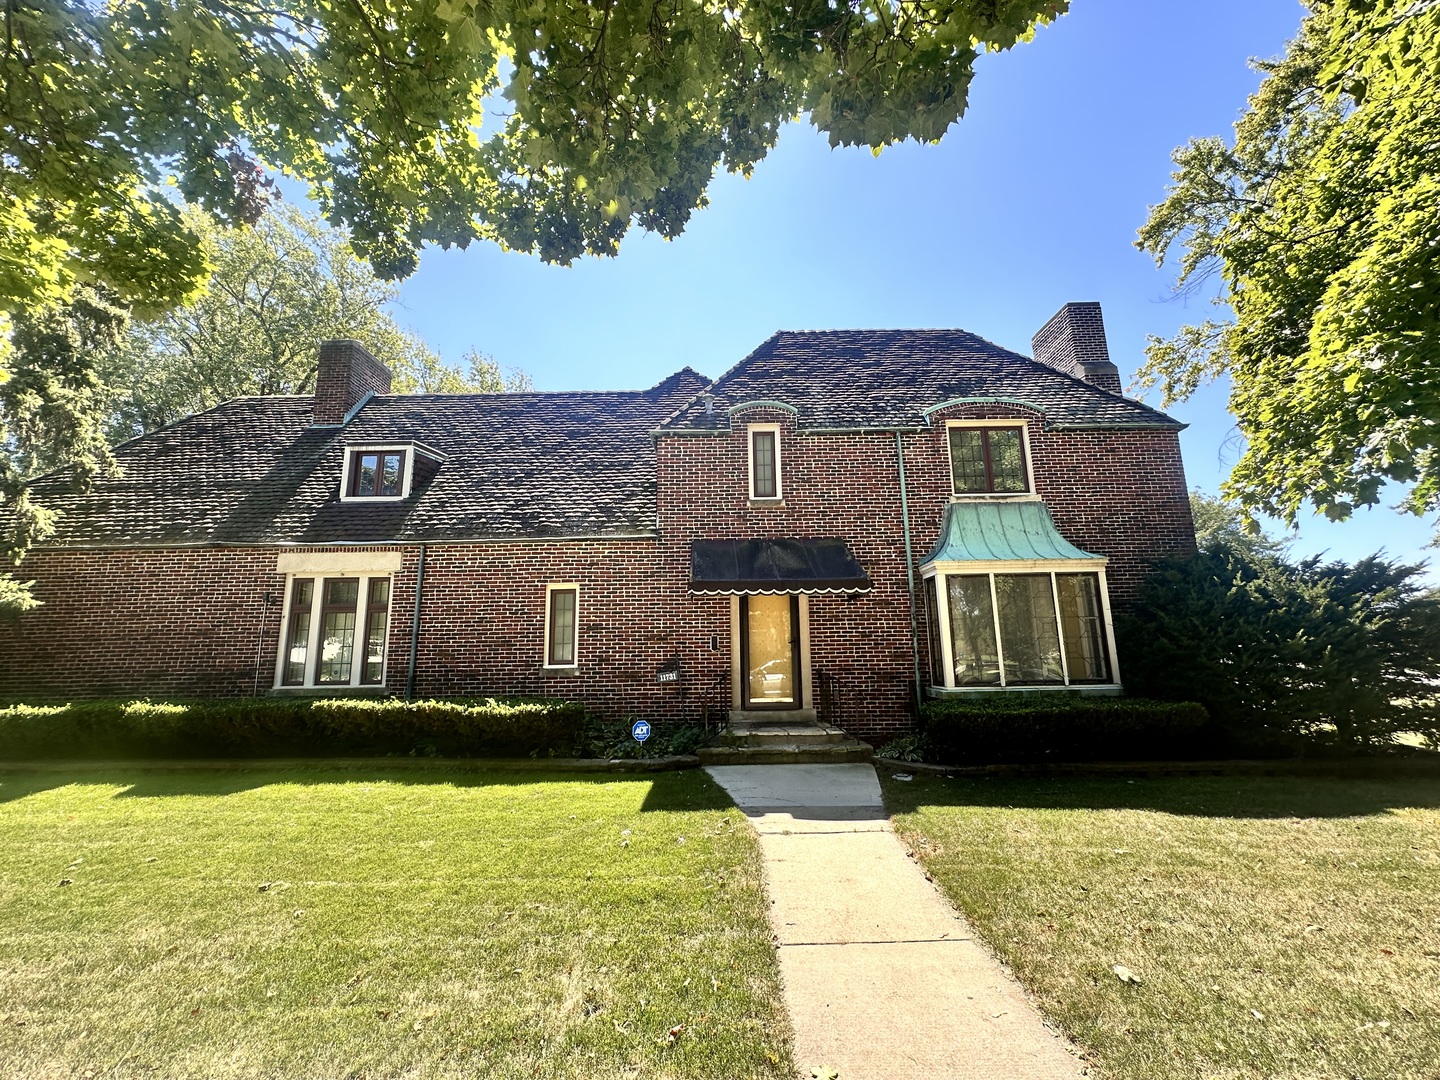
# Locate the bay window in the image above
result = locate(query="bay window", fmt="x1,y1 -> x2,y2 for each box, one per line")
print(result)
278,574 -> 392,688
926,568 -> 1116,689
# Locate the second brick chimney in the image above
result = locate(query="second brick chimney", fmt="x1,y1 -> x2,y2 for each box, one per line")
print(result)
312,339 -> 392,425
1030,302 -> 1123,394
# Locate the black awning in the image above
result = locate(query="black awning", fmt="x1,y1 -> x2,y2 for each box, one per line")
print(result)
689,538 -> 872,595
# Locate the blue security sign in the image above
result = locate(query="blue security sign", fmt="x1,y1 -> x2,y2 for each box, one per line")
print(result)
631,720 -> 652,743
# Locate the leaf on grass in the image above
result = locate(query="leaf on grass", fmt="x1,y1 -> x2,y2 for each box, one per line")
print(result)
659,1023 -> 685,1045
1251,1009 -> 1265,1021
811,1067 -> 840,1080
57,878 -> 73,887
1112,964 -> 1142,985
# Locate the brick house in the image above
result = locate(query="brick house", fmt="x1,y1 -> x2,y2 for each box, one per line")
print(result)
0,303 -> 1194,744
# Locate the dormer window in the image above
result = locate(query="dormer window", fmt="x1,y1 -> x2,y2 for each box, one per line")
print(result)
947,423 -> 1031,495
351,450 -> 406,497
338,442 -> 444,502
749,425 -> 782,501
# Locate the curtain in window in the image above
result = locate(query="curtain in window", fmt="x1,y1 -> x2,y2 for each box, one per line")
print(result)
946,575 -> 1000,685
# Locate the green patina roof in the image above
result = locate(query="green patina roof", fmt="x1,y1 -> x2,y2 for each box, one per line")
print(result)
922,500 -> 1104,564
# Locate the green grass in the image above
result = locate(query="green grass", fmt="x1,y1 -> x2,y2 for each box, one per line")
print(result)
883,774 -> 1440,1080
0,766 -> 793,1079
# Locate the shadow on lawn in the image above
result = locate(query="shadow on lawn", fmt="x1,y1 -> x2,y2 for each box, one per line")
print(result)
0,763 -> 733,812
880,772 -> 1440,821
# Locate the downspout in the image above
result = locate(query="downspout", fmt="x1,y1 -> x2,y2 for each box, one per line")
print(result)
405,544 -> 428,701
895,431 -> 924,713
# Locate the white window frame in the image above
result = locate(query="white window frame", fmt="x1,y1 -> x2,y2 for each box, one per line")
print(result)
944,420 -> 1036,499
340,444 -> 416,502
273,572 -> 394,689
748,424 -> 783,501
923,561 -> 1121,691
543,583 -> 580,669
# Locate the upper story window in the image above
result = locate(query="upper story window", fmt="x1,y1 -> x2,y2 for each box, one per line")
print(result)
351,450 -> 406,497
338,443 -> 440,502
749,425 -> 782,500
948,424 -> 1030,495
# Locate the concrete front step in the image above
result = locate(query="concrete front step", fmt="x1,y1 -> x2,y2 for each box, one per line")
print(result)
719,723 -> 848,747
697,740 -> 874,766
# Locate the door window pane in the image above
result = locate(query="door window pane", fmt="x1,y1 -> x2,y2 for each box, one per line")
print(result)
361,577 -> 390,685
746,594 -> 796,704
282,578 -> 314,686
946,575 -> 1000,685
317,578 -> 359,684
752,431 -> 778,498
995,574 -> 1063,684
548,588 -> 577,666
1058,573 -> 1110,682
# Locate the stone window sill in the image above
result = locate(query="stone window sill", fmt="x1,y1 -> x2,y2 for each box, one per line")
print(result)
748,498 -> 786,509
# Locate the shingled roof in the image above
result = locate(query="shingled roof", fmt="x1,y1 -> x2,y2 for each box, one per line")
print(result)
659,329 -> 1180,432
17,368 -> 709,548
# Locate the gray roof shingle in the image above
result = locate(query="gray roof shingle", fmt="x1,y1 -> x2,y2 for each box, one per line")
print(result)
17,368 -> 709,548
659,329 -> 1180,432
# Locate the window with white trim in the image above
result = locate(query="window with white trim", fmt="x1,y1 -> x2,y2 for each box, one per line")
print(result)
545,584 -> 579,667
278,574 -> 391,687
928,569 -> 1113,687
749,425 -> 782,500
340,444 -> 415,501
947,424 -> 1030,495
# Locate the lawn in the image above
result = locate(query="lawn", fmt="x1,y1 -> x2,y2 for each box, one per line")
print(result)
884,773 -> 1440,1080
0,766 -> 793,1080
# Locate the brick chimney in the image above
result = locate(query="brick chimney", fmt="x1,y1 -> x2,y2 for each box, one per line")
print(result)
1030,302 -> 1123,394
313,339 -> 392,425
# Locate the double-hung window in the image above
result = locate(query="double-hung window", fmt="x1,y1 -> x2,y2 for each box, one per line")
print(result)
749,425 -> 782,500
545,585 -> 579,668
279,574 -> 391,688
948,424 -> 1029,495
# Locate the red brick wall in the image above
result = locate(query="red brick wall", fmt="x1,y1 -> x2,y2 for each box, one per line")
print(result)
655,404 -> 1194,742
0,407 -> 1193,745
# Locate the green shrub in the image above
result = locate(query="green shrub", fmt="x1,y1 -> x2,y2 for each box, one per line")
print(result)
0,697 -> 587,760
919,696 -> 1209,764
578,716 -> 709,759
1117,546 -> 1440,752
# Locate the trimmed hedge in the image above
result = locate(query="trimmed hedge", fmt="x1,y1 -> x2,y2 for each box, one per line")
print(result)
919,695 -> 1210,764
0,697 -> 588,760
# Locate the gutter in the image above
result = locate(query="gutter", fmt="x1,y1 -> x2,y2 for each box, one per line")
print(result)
894,431 -> 923,713
405,543 -> 428,701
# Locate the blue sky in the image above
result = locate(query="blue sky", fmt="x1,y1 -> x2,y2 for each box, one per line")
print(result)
383,0 -> 1435,572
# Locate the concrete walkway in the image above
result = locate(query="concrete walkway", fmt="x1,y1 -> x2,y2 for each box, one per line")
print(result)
705,763 -> 1082,1080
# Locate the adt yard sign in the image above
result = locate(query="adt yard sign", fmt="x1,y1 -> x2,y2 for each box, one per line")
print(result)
631,720 -> 652,743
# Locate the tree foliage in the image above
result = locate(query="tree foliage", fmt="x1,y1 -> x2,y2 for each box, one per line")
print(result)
1137,0 -> 1440,526
3,0 -> 1069,316
1120,545 -> 1440,753
101,204 -> 527,443
1,204 -> 520,608
1189,490 -> 1292,563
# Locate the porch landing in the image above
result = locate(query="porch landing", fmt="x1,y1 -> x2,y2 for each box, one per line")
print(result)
696,720 -> 873,766
705,763 -> 1082,1080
